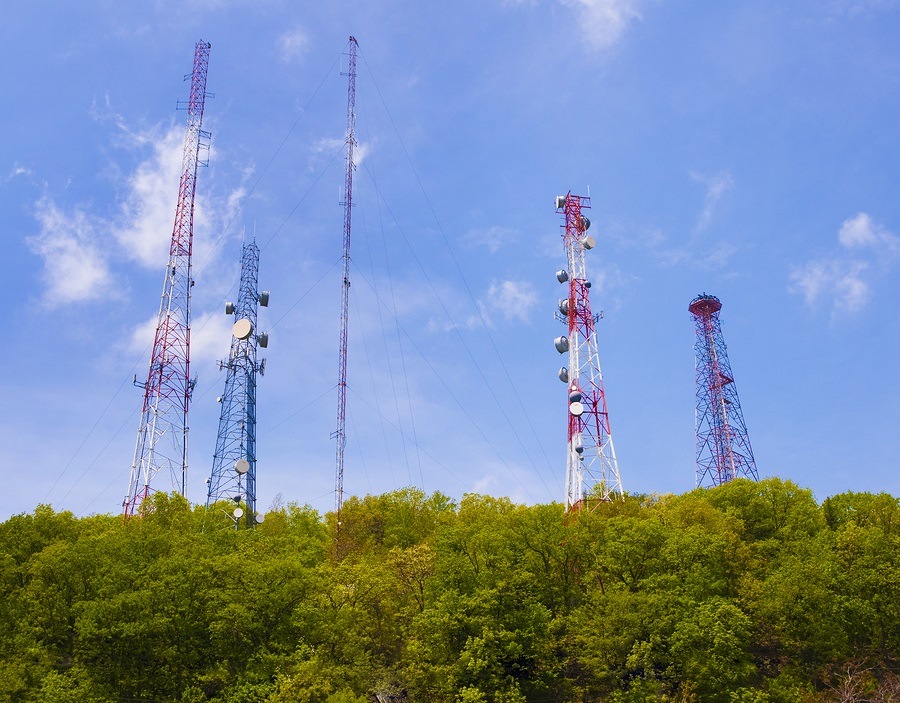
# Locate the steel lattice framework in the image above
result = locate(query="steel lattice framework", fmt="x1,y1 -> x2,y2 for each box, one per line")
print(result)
206,241 -> 268,525
689,293 -> 758,487
555,193 -> 623,510
124,40 -> 212,517
333,36 -> 358,517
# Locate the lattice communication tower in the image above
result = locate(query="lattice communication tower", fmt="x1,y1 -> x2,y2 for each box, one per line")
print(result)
553,193 -> 623,509
206,241 -> 269,526
333,36 -> 358,518
689,293 -> 758,487
124,41 -> 212,516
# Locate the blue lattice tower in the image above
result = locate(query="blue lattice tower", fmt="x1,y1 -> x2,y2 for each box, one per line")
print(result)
689,293 -> 758,488
125,41 -> 212,516
554,192 -> 623,510
207,241 -> 269,526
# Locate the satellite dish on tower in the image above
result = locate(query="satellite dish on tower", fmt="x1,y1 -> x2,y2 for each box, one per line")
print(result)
233,507 -> 244,519
233,318 -> 252,340
234,459 -> 250,475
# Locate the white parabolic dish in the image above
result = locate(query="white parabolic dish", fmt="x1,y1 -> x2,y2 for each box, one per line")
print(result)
233,318 -> 253,340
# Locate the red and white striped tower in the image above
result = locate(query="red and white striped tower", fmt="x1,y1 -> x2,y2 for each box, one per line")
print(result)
124,41 -> 212,516
554,192 -> 622,509
333,36 -> 358,519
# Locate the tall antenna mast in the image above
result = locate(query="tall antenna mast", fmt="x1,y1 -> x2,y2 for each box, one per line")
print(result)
333,36 -> 358,518
689,293 -> 758,487
553,192 -> 623,510
124,41 -> 212,517
206,241 -> 269,526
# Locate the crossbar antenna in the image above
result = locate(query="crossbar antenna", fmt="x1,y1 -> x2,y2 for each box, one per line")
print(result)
332,36 -> 358,521
124,40 -> 212,517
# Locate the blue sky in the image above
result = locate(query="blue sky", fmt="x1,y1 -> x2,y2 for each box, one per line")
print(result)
2,0 -> 899,520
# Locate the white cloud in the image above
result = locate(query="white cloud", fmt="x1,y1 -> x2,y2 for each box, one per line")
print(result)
115,127 -> 185,268
691,170 -> 733,231
790,212 -> 898,315
464,225 -> 517,253
28,197 -> 116,307
485,280 -> 538,322
838,211 -> 900,254
559,0 -> 645,51
7,164 -> 32,182
789,259 -> 870,314
191,310 -> 236,364
127,309 -> 233,367
279,27 -> 309,62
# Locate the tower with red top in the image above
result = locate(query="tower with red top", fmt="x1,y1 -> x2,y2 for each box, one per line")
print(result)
554,192 -> 622,509
124,41 -> 212,516
689,293 -> 758,487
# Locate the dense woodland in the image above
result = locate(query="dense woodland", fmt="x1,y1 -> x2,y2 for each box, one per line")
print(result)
1,479 -> 898,702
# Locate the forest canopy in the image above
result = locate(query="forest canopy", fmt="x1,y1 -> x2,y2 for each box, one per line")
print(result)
1,478 -> 898,702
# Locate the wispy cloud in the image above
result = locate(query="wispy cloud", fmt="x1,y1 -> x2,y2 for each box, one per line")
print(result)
789,259 -> 870,314
6,164 -> 32,182
559,0 -> 645,50
116,127 -> 184,268
486,280 -> 538,322
837,211 -> 900,253
278,27 -> 309,63
691,170 -> 733,232
309,136 -> 371,171
28,113 -> 246,313
28,197 -> 117,307
464,225 -> 517,254
127,309 -> 233,366
789,212 -> 897,315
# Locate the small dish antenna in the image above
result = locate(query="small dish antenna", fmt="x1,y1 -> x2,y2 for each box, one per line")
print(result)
234,459 -> 250,475
233,318 -> 253,340
569,401 -> 585,417
233,507 -> 244,519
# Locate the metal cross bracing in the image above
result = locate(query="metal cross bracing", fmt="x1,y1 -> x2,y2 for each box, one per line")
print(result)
207,241 -> 269,526
124,40 -> 212,517
689,293 -> 758,487
333,36 -> 358,519
554,192 -> 623,510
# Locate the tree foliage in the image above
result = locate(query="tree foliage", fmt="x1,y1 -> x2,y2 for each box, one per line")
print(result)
0,481 -> 897,702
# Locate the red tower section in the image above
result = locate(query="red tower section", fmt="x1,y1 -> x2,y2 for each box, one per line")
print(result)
124,41 -> 212,516
689,293 -> 758,487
